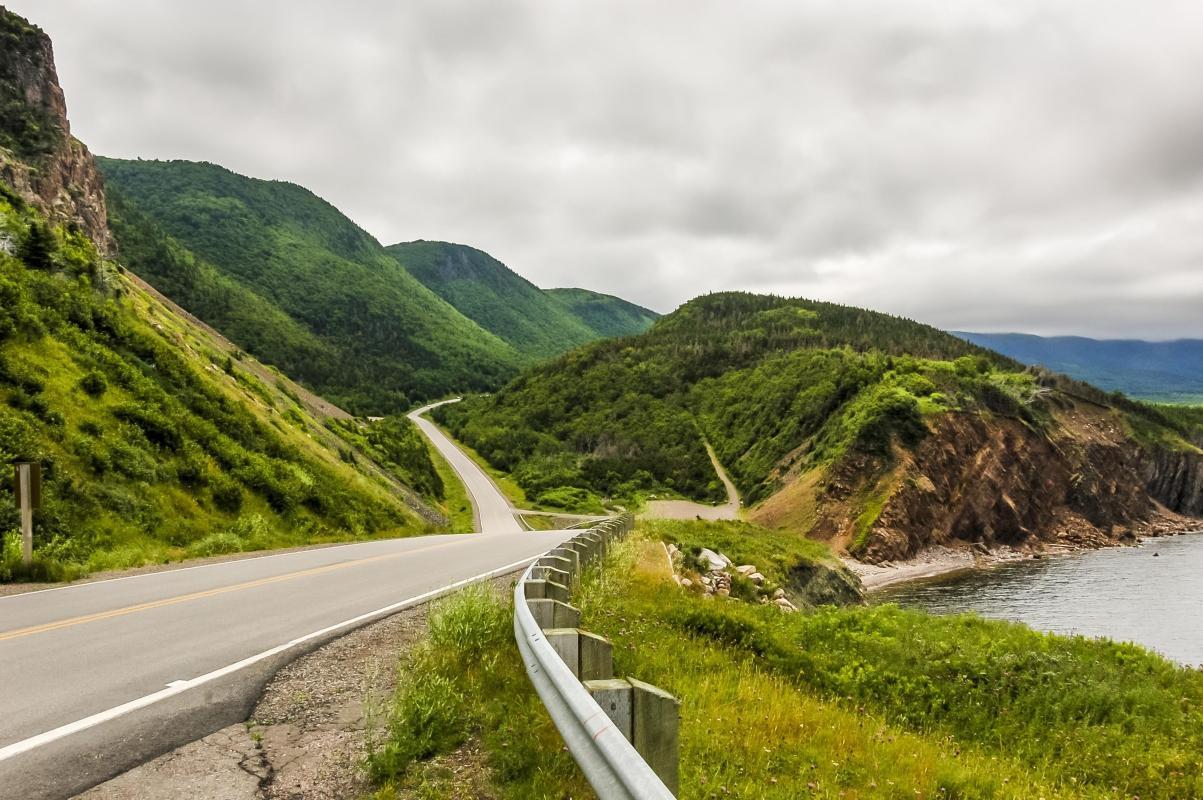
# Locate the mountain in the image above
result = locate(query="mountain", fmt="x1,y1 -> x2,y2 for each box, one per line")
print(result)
386,240 -> 655,358
957,332 -> 1203,404
544,287 -> 659,339
97,159 -> 526,415
436,292 -> 1203,561
0,7 -> 445,581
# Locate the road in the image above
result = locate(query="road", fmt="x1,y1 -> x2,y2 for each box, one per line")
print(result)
410,399 -> 524,533
0,403 -> 569,799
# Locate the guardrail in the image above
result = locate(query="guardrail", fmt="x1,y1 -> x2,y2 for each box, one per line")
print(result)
513,514 -> 679,799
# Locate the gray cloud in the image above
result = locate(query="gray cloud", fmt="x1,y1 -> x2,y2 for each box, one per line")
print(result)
12,0 -> 1203,338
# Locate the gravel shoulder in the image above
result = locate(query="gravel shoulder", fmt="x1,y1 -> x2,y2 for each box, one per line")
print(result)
76,572 -> 520,800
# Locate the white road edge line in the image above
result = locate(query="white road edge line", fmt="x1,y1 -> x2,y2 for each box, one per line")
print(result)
0,553 -> 543,763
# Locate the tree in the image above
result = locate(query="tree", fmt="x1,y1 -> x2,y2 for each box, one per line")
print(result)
18,221 -> 54,270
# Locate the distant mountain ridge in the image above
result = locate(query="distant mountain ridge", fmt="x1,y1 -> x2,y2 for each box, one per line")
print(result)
385,241 -> 657,359
957,332 -> 1203,404
100,159 -> 657,414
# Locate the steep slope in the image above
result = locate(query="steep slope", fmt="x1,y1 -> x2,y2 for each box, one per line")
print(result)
0,10 -> 108,252
97,159 -> 524,414
385,241 -> 658,358
436,292 -> 1203,558
544,287 -> 659,339
958,332 -> 1203,404
0,7 -> 445,582
385,240 -> 599,359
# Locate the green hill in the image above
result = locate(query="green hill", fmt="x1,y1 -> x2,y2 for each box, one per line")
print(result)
386,240 -> 657,358
0,187 -> 445,581
435,292 -> 1009,504
436,292 -> 1203,558
97,159 -> 525,414
544,287 -> 659,339
386,240 -> 598,359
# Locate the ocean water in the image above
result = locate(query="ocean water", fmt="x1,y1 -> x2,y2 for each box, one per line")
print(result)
874,531 -> 1203,666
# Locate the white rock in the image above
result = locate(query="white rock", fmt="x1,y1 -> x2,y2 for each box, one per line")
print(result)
771,588 -> 786,600
735,565 -> 757,576
700,576 -> 712,587
717,552 -> 734,567
680,578 -> 692,588
773,597 -> 797,612
749,572 -> 765,585
698,548 -> 727,571
716,587 -> 730,597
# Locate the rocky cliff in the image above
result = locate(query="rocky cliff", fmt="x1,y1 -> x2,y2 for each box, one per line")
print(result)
0,8 -> 110,253
755,397 -> 1203,563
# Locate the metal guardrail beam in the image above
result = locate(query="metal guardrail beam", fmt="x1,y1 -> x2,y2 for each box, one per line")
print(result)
513,515 -> 676,799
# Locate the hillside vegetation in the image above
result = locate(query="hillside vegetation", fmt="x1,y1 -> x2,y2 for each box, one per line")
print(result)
544,287 -> 660,339
437,292 -> 1202,558
0,189 -> 441,581
435,292 -> 1013,507
98,158 -> 525,414
387,241 -> 657,359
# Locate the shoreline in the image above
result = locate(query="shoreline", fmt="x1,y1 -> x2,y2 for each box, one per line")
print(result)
845,526 -> 1203,592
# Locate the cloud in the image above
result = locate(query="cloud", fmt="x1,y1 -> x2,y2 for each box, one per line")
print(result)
12,0 -> 1203,337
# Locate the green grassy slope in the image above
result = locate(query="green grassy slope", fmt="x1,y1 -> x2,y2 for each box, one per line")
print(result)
0,190 -> 442,581
385,240 -> 599,359
544,286 -> 659,339
367,526 -> 1203,799
434,291 -> 1021,506
97,159 -> 524,414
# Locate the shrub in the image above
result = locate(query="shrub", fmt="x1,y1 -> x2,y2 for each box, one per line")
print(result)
210,480 -> 243,514
78,371 -> 107,397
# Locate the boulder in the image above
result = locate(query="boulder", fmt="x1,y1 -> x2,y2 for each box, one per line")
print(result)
735,565 -> 757,576
698,548 -> 728,571
771,588 -> 786,600
749,572 -> 765,585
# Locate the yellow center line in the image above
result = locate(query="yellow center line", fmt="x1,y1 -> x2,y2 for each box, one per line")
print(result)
0,539 -> 463,643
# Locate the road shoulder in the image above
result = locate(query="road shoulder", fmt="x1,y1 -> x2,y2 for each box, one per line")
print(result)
76,573 -> 520,800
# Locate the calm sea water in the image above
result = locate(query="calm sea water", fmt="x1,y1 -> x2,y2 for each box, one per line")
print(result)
875,532 -> 1203,666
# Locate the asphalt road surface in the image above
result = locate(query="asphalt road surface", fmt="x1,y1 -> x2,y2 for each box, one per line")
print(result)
0,405 -> 570,799
409,399 -> 524,533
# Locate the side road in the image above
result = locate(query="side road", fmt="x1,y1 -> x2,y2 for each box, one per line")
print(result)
408,399 -> 524,534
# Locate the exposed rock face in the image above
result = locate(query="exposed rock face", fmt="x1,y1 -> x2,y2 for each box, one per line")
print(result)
1142,448 -> 1203,517
0,8 -> 111,253
790,399 -> 1202,564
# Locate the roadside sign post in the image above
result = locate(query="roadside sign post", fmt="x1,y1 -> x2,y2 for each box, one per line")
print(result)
12,461 -> 41,569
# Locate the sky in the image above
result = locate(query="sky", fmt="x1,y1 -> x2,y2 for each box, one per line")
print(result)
11,0 -> 1203,339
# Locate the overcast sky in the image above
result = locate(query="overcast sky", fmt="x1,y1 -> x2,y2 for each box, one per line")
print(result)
11,1 -> 1203,338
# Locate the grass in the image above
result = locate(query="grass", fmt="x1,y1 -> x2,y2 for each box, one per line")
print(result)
423,437 -> 475,534
367,520 -> 1203,799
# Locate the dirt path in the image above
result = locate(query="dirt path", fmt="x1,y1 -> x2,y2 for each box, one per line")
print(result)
642,442 -> 742,521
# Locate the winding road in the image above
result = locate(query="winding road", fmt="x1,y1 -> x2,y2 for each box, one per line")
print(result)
0,404 -> 569,799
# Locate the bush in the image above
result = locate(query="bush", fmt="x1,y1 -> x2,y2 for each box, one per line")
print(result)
187,531 -> 243,558
78,371 -> 107,397
210,480 -> 243,514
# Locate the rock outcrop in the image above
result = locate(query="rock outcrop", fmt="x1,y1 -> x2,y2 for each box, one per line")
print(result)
0,9 -> 111,253
764,397 -> 1203,564
1142,448 -> 1203,517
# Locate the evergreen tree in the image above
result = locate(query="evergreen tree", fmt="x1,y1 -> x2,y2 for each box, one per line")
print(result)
18,220 -> 54,270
